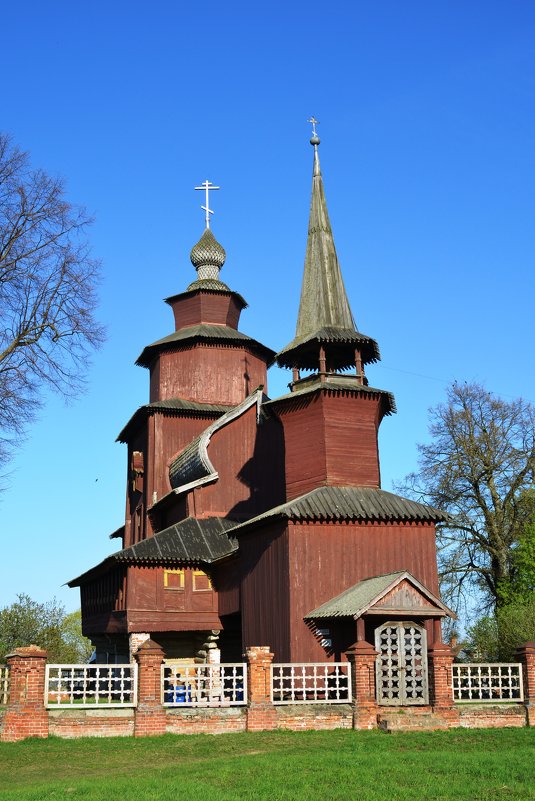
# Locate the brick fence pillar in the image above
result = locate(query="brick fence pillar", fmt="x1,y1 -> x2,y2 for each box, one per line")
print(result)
0,645 -> 49,742
428,642 -> 459,723
134,638 -> 166,737
245,646 -> 277,732
515,641 -> 535,727
345,642 -> 378,730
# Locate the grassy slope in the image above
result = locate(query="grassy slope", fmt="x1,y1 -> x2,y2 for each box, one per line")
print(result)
0,729 -> 534,801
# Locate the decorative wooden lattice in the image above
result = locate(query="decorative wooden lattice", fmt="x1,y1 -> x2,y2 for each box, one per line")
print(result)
45,664 -> 137,708
271,663 -> 351,705
162,663 -> 247,707
452,663 -> 524,702
375,622 -> 429,706
0,665 -> 9,706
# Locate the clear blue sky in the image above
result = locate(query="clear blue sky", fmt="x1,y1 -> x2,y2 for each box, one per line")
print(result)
1,1 -> 534,617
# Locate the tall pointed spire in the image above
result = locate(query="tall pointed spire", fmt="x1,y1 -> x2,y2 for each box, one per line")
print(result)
276,125 -> 380,374
295,128 -> 356,337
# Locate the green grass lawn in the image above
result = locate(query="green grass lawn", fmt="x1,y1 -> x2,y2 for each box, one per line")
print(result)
0,728 -> 534,801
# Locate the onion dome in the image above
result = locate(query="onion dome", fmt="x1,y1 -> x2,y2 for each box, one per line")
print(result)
190,228 -> 226,281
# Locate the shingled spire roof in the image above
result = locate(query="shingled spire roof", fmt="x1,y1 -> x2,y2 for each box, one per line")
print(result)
276,131 -> 380,372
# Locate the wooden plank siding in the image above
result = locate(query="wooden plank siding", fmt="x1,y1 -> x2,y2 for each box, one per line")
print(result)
167,291 -> 243,330
124,565 -> 221,633
273,389 -> 383,501
286,520 -> 440,662
239,522 -> 292,661
189,405 -> 285,520
322,392 -> 382,487
149,345 -> 268,405
152,412 -> 219,503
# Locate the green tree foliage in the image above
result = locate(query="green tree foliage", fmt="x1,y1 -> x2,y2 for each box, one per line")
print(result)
0,594 -> 92,663
0,133 -> 104,470
464,599 -> 535,662
499,518 -> 535,605
398,382 -> 535,614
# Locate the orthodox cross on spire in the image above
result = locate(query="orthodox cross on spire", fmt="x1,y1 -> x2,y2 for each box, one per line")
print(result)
308,116 -> 320,140
195,180 -> 220,229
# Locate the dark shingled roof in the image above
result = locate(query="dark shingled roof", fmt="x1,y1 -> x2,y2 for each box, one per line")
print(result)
67,517 -> 238,586
228,486 -> 448,535
114,517 -> 238,564
277,327 -> 381,370
267,375 -> 396,417
165,286 -> 248,309
304,571 -> 455,620
117,398 -> 230,443
136,324 -> 275,368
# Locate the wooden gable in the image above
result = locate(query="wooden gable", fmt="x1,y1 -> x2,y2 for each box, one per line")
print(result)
366,578 -> 447,617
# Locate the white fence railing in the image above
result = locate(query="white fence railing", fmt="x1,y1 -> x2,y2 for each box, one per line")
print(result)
452,663 -> 524,703
0,665 -> 9,706
45,664 -> 138,708
162,663 -> 247,707
271,663 -> 351,705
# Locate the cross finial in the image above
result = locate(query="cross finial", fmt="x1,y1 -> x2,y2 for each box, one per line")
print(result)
194,180 -> 221,229
308,117 -> 320,138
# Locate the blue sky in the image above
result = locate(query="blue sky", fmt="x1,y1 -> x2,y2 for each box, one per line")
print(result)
1,1 -> 534,616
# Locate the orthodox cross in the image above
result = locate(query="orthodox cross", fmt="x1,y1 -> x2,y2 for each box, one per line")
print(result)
195,180 -> 220,229
308,116 -> 320,138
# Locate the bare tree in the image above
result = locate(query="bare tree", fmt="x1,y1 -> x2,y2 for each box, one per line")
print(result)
0,134 -> 104,468
398,382 -> 535,614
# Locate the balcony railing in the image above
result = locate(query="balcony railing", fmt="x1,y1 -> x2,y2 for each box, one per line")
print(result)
271,663 -> 351,705
162,663 -> 247,707
452,663 -> 524,703
45,664 -> 137,708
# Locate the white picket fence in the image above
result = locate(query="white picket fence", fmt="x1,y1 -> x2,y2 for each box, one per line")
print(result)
0,665 -> 9,706
45,664 -> 138,708
271,662 -> 351,705
162,663 -> 247,707
452,663 -> 523,703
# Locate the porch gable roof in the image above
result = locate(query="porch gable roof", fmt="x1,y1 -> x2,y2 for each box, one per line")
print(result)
304,571 -> 456,620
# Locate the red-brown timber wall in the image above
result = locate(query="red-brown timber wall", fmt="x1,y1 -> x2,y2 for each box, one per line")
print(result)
237,519 -> 439,663
189,405 -> 285,520
287,520 -> 440,662
125,565 -> 221,633
151,411 -> 222,503
239,522 -> 291,661
150,345 -> 268,405
167,292 -> 243,331
274,390 -> 383,501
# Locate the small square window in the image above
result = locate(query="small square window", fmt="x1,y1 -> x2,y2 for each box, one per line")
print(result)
164,569 -> 185,590
192,570 -> 212,592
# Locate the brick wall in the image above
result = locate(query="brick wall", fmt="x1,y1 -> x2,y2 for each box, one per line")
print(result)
275,704 -> 352,731
49,709 -> 135,738
166,707 -> 246,735
457,704 -> 528,729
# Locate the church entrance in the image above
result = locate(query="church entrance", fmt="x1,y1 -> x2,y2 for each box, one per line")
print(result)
375,621 -> 429,705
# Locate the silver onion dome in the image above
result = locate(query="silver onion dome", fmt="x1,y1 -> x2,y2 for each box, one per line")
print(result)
190,228 -> 226,281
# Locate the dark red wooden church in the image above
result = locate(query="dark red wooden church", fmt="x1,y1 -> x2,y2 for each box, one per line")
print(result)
70,132 -> 453,707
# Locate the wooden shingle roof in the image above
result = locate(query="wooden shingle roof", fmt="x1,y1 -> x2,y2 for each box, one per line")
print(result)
228,486 -> 448,535
67,516 -> 238,586
136,324 -> 275,368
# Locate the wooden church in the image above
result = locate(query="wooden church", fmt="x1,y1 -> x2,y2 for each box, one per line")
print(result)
70,130 -> 453,706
